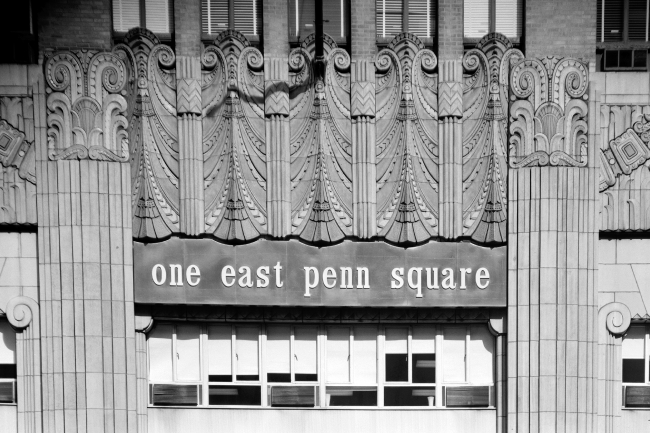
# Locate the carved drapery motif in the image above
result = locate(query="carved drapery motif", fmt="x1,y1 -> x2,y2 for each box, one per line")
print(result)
45,50 -> 130,162
375,33 -> 439,243
509,56 -> 589,168
115,29 -> 181,239
289,35 -> 353,243
461,33 -> 522,243
203,30 -> 267,241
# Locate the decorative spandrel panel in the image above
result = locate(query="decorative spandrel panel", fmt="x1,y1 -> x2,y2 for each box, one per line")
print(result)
115,30 -> 180,239
289,36 -> 353,243
202,31 -> 267,241
0,96 -> 36,224
375,33 -> 439,244
462,34 -> 522,244
599,105 -> 650,231
509,56 -> 589,168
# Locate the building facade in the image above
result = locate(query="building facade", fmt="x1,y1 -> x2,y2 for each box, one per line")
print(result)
0,0 -> 649,432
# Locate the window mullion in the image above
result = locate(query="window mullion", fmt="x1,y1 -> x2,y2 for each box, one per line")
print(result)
231,325 -> 236,382
489,0 -> 496,33
171,325 -> 178,382
378,326 -> 385,407
465,326 -> 471,384
140,0 -> 147,29
402,0 -> 409,34
645,326 -> 650,384
290,326 -> 295,383
229,0 -> 235,29
407,327 -> 413,383
624,0 -> 630,41
435,325 -> 443,407
319,325 -> 326,407
261,325 -> 267,406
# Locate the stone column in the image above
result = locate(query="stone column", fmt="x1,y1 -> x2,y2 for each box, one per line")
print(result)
490,315 -> 507,433
437,0 -> 464,239
134,316 -> 153,433
508,60 -> 597,432
39,50 -> 137,433
350,0 -> 377,239
175,0 -> 204,235
264,0 -> 291,237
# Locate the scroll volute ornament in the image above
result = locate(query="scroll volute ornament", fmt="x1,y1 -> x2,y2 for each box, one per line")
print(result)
45,50 -> 130,162
509,56 -> 589,168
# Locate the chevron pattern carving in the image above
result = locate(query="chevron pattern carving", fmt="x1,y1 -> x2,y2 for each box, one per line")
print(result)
265,81 -> 290,116
438,82 -> 463,118
177,78 -> 202,115
351,82 -> 375,117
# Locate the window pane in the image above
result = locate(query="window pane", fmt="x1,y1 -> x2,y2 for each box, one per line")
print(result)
495,0 -> 522,38
267,326 -> 291,382
408,0 -> 433,38
236,327 -> 259,380
176,325 -> 201,382
384,0 -> 403,38
469,325 -> 494,384
412,327 -> 435,384
113,0 -> 141,32
623,327 -> 646,359
0,321 -> 16,364
323,0 -> 345,38
295,327 -> 318,381
385,328 -> 408,382
297,0 -> 315,38
149,324 -> 173,382
327,386 -> 377,406
443,327 -> 466,383
203,0 -> 229,34
623,359 -> 646,383
209,385 -> 262,405
384,386 -> 435,406
327,328 -> 350,383
145,0 -> 170,33
234,0 -> 261,35
464,0 -> 489,38
353,327 -> 377,384
208,325 -> 232,381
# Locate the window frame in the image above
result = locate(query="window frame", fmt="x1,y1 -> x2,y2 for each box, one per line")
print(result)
463,0 -> 523,49
112,0 -> 174,44
0,319 -> 17,406
597,0 -> 650,71
147,321 -> 496,409
621,324 -> 650,409
201,0 -> 262,45
376,0 -> 437,47
0,0 -> 37,64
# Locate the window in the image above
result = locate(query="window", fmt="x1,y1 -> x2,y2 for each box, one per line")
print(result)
597,0 -> 649,70
376,0 -> 436,41
622,325 -> 650,408
288,0 -> 348,42
0,0 -> 37,64
202,0 -> 262,37
464,0 -> 523,40
148,322 -> 495,408
0,320 -> 17,404
112,0 -> 174,34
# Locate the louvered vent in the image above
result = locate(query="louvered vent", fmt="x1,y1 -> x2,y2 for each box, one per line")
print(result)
151,384 -> 199,406
270,386 -> 316,407
445,386 -> 490,408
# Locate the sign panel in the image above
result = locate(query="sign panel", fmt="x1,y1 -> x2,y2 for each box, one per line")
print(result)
134,239 -> 506,307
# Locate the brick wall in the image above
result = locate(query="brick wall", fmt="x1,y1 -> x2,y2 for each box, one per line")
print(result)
37,0 -> 112,51
438,0 -> 464,59
263,0 -> 289,58
525,0 -> 596,60
351,0 -> 376,60
175,0 -> 201,57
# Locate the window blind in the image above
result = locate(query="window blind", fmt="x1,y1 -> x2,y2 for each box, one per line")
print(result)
327,328 -> 350,383
323,0 -> 345,38
234,0 -> 261,36
0,321 -> 15,364
294,327 -> 318,376
149,324 -> 173,382
353,327 -> 377,383
113,0 -> 141,32
443,327 -> 466,383
408,0 -> 433,38
266,326 -> 291,374
236,327 -> 259,377
176,325 -> 201,382
495,0 -> 522,38
145,0 -> 170,33
296,0 -> 316,38
468,326 -> 494,384
604,0 -> 624,42
464,0 -> 489,38
202,0 -> 229,34
412,327 -> 435,354
208,326 -> 232,376
628,0 -> 648,41
376,0 -> 404,38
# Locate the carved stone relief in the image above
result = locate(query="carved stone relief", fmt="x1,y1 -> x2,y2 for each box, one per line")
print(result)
599,105 -> 650,231
462,33 -> 522,243
509,56 -> 589,167
375,33 -> 439,243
